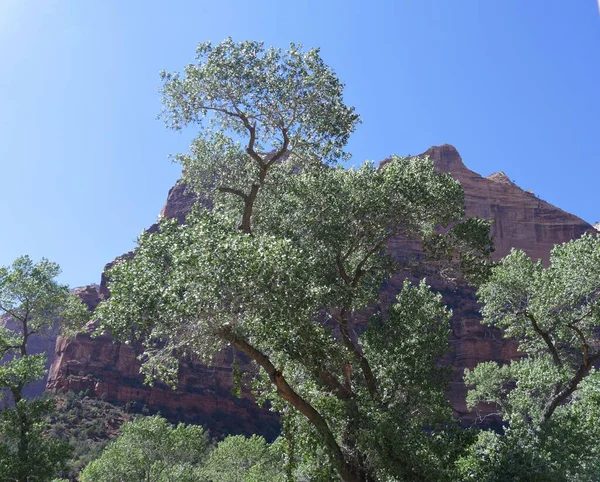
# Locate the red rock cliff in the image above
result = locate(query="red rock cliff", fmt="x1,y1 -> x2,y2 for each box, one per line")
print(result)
383,145 -> 591,422
46,145 -> 592,431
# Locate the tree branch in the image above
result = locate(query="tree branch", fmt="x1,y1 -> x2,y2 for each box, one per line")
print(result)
0,303 -> 24,322
316,368 -> 353,400
266,127 -> 290,168
351,235 -> 393,289
217,186 -> 248,201
525,311 -> 563,368
338,308 -> 378,399
219,326 -> 361,482
567,323 -> 589,365
336,253 -> 351,285
229,106 -> 264,167
540,350 -> 600,425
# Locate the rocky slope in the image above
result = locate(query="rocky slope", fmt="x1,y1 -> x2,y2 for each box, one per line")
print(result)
45,144 -> 593,430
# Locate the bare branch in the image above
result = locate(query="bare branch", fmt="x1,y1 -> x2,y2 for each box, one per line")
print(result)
336,253 -> 351,285
338,308 -> 378,399
266,127 -> 290,168
567,323 -> 590,365
351,235 -> 393,289
316,368 -> 353,400
195,103 -> 243,119
540,350 -> 600,425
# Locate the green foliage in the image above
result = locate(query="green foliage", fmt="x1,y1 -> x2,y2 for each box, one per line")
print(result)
359,281 -> 455,479
422,217 -> 495,285
94,39 -> 492,481
160,38 -> 359,168
80,415 -> 209,482
201,434 -> 285,482
43,391 -> 132,479
0,255 -> 89,481
80,415 -> 284,482
478,233 -> 600,362
97,210 -> 326,388
459,233 -> 600,481
0,398 -> 72,481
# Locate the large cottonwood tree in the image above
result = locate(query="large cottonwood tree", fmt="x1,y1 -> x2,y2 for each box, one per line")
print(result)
96,39 -> 492,481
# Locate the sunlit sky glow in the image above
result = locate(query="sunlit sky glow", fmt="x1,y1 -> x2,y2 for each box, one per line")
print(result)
1,0 -> 599,287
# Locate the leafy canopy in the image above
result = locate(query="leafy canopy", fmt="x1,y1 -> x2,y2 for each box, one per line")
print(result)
460,233 -> 600,481
81,415 -> 284,482
80,415 -> 209,482
96,39 -> 492,482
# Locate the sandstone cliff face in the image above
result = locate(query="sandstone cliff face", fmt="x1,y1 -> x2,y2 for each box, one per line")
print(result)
47,324 -> 277,438
383,145 -> 591,422
46,145 -> 593,431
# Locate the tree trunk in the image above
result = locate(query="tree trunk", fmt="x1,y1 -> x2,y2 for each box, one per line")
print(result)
222,328 -> 366,481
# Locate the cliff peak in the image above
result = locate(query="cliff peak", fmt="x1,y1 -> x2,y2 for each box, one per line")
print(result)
486,171 -> 515,185
421,144 -> 466,173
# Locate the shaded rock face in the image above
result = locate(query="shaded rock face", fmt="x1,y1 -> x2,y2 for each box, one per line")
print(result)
46,145 -> 592,431
47,326 -> 278,439
159,180 -> 200,223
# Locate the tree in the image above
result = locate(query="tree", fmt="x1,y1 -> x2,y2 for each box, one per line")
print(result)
459,232 -> 600,481
81,415 -> 286,482
80,415 -> 209,482
0,255 -> 89,481
95,39 -> 492,481
201,434 -> 285,482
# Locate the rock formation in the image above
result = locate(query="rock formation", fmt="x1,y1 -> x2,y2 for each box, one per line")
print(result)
45,144 -> 593,432
384,145 -> 591,422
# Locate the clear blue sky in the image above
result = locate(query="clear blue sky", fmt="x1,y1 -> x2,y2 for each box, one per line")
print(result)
1,0 -> 599,288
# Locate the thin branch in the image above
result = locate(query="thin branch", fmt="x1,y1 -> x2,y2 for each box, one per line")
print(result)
351,235 -> 392,289
0,304 -> 24,322
540,350 -> 600,425
217,186 -> 248,201
266,127 -> 290,168
567,323 -> 589,365
336,253 -> 351,285
337,308 -> 378,399
525,311 -> 563,368
316,368 -> 353,400
229,105 -> 264,167
195,103 -> 242,119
